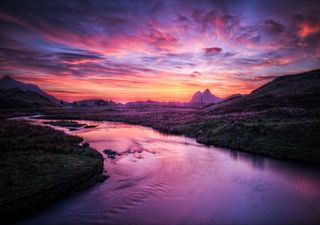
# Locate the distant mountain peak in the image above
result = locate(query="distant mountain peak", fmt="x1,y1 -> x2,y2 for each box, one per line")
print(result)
1,75 -> 17,83
1,75 -> 14,80
190,88 -> 222,105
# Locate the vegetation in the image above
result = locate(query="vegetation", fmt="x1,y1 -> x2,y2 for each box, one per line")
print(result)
43,120 -> 86,127
37,106 -> 320,164
0,89 -> 55,110
0,120 -> 104,219
207,69 -> 320,113
176,117 -> 320,163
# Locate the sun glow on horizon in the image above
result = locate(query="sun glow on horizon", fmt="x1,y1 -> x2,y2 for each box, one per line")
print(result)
0,0 -> 319,102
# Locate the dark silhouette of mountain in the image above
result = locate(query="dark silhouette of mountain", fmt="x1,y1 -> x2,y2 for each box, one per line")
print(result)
0,89 -> 56,109
0,75 -> 59,104
223,94 -> 244,102
190,89 -> 222,106
207,69 -> 320,113
0,76 -> 59,109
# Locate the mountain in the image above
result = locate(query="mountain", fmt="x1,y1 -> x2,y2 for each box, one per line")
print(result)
0,89 -> 56,109
223,94 -> 244,102
207,69 -> 320,113
190,89 -> 223,105
0,76 -> 59,104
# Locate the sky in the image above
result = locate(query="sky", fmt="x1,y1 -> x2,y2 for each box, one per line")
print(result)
0,0 -> 319,102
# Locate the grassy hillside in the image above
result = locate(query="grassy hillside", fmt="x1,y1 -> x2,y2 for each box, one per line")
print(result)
0,120 -> 104,220
0,89 -> 56,109
174,116 -> 320,163
208,69 -> 320,113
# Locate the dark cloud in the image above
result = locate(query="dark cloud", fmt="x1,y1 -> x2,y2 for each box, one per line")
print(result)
55,52 -> 104,64
203,47 -> 222,54
264,19 -> 284,33
0,46 -> 154,78
0,47 -> 70,74
190,71 -> 201,78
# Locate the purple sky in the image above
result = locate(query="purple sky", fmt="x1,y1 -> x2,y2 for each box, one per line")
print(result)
0,0 -> 319,102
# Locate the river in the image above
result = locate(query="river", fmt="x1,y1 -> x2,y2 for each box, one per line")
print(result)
14,117 -> 320,225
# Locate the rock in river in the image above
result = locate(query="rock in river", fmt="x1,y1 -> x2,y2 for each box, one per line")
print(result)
103,149 -> 120,159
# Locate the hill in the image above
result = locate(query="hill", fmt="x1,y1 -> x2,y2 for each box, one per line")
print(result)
207,69 -> 320,113
0,89 -> 56,110
0,76 -> 60,109
0,76 -> 59,104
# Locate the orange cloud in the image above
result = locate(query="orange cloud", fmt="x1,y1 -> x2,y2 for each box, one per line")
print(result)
62,58 -> 104,65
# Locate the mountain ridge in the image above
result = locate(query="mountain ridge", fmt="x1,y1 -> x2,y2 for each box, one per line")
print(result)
0,75 -> 59,104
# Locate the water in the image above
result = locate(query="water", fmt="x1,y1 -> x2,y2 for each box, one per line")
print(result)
14,117 -> 320,225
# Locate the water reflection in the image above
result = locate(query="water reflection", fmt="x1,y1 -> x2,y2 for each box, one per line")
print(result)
228,150 -> 266,170
12,117 -> 320,225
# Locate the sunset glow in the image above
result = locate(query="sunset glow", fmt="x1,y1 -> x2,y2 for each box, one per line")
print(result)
0,0 -> 319,102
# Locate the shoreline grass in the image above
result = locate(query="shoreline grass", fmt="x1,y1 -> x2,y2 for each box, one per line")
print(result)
0,120 -> 105,221
38,106 -> 320,164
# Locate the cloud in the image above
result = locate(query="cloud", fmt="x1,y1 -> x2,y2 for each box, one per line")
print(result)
143,27 -> 179,51
264,19 -> 284,34
251,75 -> 278,81
56,52 -> 105,65
203,47 -> 222,54
0,0 -> 319,101
190,71 -> 202,78
191,9 -> 239,39
295,15 -> 320,38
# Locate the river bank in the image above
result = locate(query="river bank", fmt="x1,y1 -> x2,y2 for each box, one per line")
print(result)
0,120 -> 105,223
12,117 -> 320,225
38,106 -> 320,164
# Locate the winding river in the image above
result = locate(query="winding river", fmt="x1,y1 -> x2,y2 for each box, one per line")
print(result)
14,117 -> 320,225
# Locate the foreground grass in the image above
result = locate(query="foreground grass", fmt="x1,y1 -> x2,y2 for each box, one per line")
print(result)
0,120 -> 104,219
